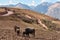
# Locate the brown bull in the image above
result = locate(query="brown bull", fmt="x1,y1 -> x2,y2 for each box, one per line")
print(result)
14,25 -> 20,36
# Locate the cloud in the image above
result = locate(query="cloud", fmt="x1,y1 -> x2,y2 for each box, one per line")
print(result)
0,0 -> 13,5
40,0 -> 60,3
31,1 -> 35,6
0,3 -> 8,5
8,0 -> 17,4
0,3 -> 2,5
8,0 -> 13,4
40,0 -> 46,3
28,1 -> 36,6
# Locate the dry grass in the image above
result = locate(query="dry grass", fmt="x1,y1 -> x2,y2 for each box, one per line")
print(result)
0,7 -> 60,40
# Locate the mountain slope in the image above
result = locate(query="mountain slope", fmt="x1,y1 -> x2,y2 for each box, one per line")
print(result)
0,2 -> 52,14
0,4 -> 15,8
34,2 -> 52,13
0,3 -> 31,10
15,3 -> 31,9
46,2 -> 60,19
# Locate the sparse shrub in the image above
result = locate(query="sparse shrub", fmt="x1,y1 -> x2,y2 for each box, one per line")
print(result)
55,18 -> 60,21
21,16 -> 38,24
22,17 -> 34,24
41,19 -> 57,30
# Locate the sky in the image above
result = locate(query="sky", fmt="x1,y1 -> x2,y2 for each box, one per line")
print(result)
0,0 -> 60,6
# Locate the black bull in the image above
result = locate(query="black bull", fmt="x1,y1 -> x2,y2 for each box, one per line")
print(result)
23,28 -> 35,37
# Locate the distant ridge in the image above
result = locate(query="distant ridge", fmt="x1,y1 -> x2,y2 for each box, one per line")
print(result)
15,3 -> 31,9
46,2 -> 60,19
34,2 -> 52,13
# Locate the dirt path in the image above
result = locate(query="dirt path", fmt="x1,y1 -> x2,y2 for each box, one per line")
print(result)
23,15 -> 48,30
1,11 -> 14,16
38,19 -> 48,29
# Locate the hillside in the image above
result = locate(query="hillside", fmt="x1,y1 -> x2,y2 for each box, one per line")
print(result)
0,7 -> 60,40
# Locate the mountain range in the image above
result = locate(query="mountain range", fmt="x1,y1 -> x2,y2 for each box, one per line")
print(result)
0,2 -> 51,13
34,2 -> 52,13
15,3 -> 31,9
0,3 -> 31,10
0,2 -> 60,19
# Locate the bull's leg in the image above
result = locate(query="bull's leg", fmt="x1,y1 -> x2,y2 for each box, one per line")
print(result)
34,33 -> 35,37
15,29 -> 16,32
26,34 -> 30,38
32,32 -> 35,37
17,31 -> 20,36
23,32 -> 26,37
14,28 -> 16,32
